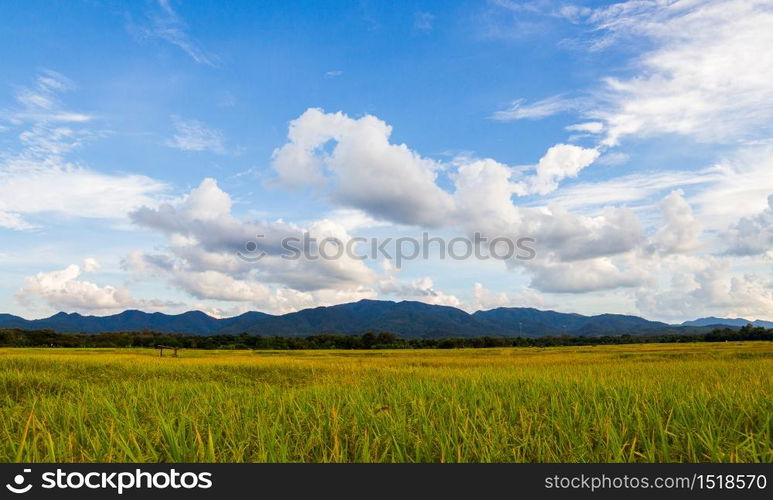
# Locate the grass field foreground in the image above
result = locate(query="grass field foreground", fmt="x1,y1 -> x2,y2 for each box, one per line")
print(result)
1,342 -> 771,462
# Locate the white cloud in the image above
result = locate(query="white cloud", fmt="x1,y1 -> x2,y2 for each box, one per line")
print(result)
0,72 -> 168,231
452,158 -> 521,232
520,144 -> 599,195
722,195 -> 773,256
530,257 -> 651,293
581,0 -> 773,146
528,204 -> 645,262
378,260 -> 461,308
267,287 -> 376,315
449,153 -> 644,266
472,282 -> 549,311
170,269 -> 272,303
0,162 -> 168,229
636,256 -> 773,321
594,151 -> 629,166
4,70 -> 92,124
16,259 -> 175,314
82,258 -> 101,273
401,277 -> 462,307
689,144 -> 773,229
0,211 -> 34,231
128,0 -> 216,66
492,95 -> 578,121
130,179 -> 375,289
131,259 -> 377,316
542,168 -> 718,213
166,116 -> 227,154
271,108 -> 455,227
649,189 -> 702,255
181,177 -> 232,219
320,209 -> 389,232
128,178 -> 380,313
566,122 -> 603,134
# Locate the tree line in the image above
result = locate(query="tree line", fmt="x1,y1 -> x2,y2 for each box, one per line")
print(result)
0,324 -> 770,349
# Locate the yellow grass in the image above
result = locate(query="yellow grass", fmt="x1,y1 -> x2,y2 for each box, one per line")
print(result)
0,342 -> 771,462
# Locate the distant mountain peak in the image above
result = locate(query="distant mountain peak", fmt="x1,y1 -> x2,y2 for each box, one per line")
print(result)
682,317 -> 773,328
49,311 -> 82,319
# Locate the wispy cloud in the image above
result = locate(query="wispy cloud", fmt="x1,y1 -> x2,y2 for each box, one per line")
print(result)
578,0 -> 773,146
539,168 -> 721,213
565,122 -> 603,134
166,116 -> 227,154
0,72 -> 167,231
474,0 -> 567,41
128,0 -> 216,66
413,11 -> 435,33
0,210 -> 34,231
490,0 -> 773,146
4,70 -> 92,124
491,95 -> 579,121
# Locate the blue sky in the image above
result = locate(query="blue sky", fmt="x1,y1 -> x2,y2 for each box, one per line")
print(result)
1,0 -> 771,321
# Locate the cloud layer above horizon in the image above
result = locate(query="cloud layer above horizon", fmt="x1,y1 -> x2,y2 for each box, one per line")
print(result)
1,0 -> 771,322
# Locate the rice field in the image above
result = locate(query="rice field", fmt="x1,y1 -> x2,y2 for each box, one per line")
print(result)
0,342 -> 771,463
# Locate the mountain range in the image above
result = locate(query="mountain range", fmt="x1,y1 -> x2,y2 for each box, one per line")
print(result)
2,299 -> 766,338
681,317 -> 773,328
